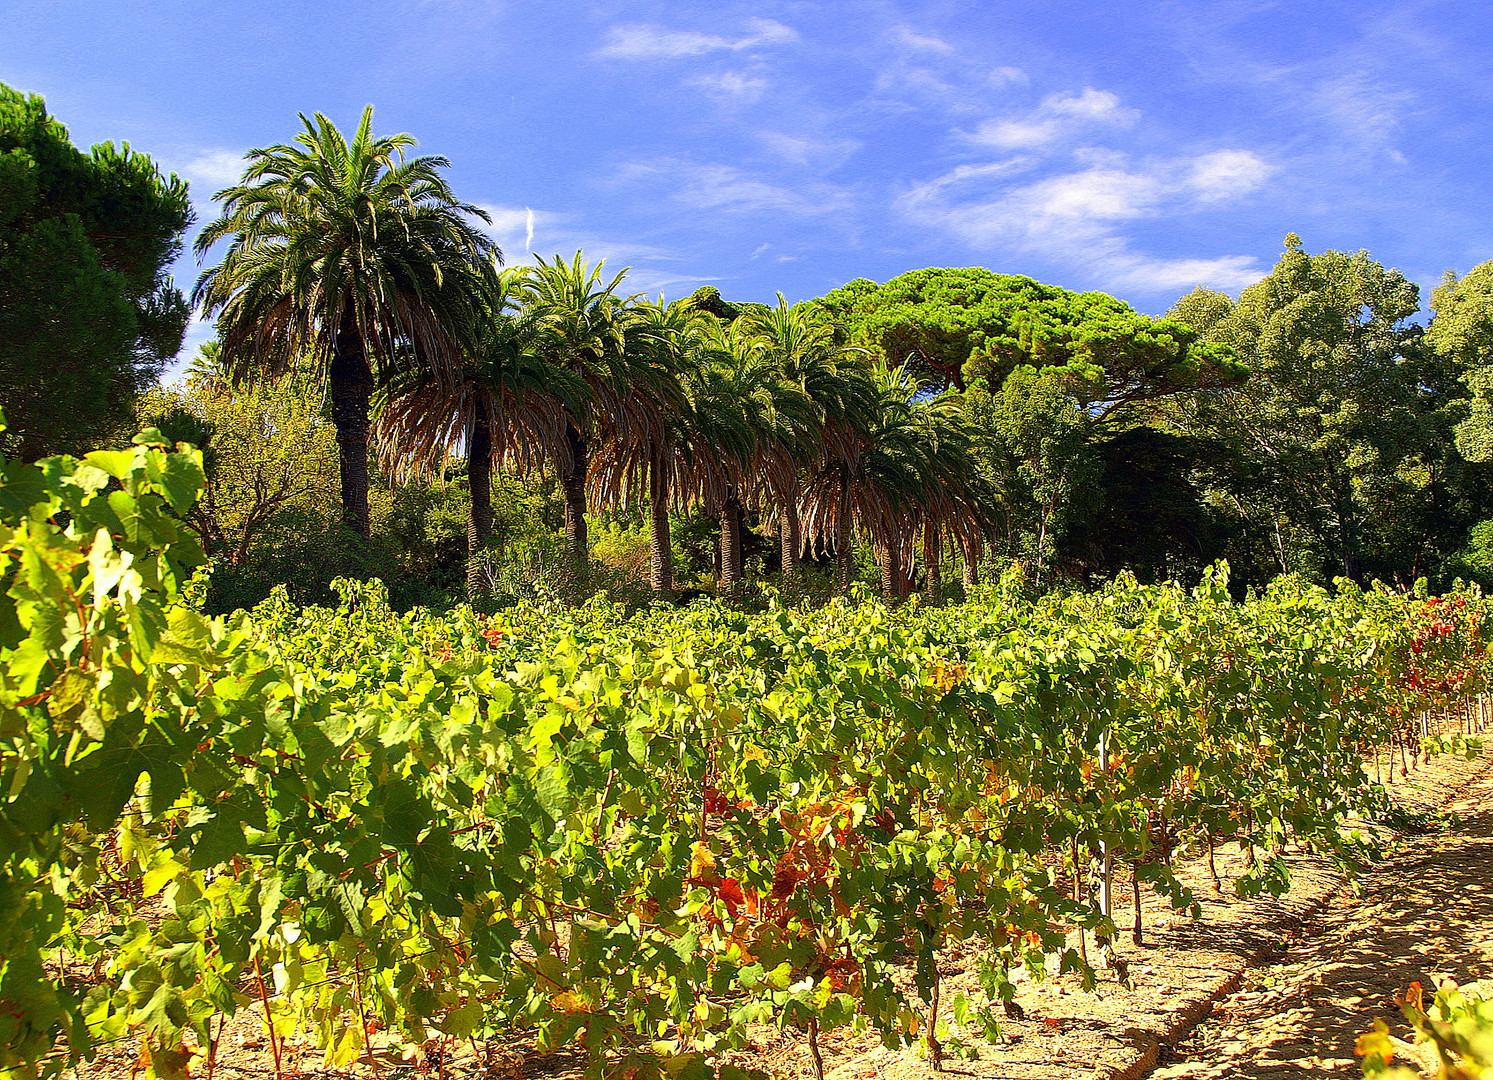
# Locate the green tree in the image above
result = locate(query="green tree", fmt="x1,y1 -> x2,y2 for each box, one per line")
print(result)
680,317 -> 804,597
1426,262 -> 1493,462
193,107 -> 497,538
1166,236 -> 1441,583
801,364 -> 936,596
967,366 -> 1099,587
904,387 -> 998,600
813,267 -> 1245,591
1060,428 -> 1222,585
814,266 -> 1245,409
0,83 -> 192,459
174,361 -> 338,567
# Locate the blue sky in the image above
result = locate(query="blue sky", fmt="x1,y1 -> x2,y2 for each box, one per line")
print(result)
6,0 -> 1493,364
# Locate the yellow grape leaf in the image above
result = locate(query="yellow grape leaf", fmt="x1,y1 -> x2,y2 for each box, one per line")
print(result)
1354,1018 -> 1395,1067
324,1024 -> 363,1069
142,858 -> 185,898
551,992 -> 590,1014
690,842 -> 716,878
144,1040 -> 195,1080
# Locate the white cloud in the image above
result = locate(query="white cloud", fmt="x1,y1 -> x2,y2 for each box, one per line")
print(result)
755,130 -> 860,168
890,26 -> 954,53
475,204 -> 672,270
1311,72 -> 1411,148
688,70 -> 771,105
1187,150 -> 1274,201
899,150 -> 1272,292
1047,88 -> 1133,121
595,18 -> 796,60
176,149 -> 249,191
968,87 -> 1138,149
971,118 -> 1060,150
1029,168 -> 1164,221
871,26 -> 1025,113
619,160 -> 853,217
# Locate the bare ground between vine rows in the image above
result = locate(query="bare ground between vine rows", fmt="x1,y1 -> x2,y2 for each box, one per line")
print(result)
1143,749 -> 1493,1079
70,736 -> 1493,1080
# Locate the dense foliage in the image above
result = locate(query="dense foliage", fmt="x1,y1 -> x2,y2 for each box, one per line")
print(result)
1,433 -> 1485,1079
0,82 -> 192,461
5,93 -> 1492,605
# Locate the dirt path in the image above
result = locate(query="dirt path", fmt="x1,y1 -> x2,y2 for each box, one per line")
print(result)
1147,752 -> 1493,1079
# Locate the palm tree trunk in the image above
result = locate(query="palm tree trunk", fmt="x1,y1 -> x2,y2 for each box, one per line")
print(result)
329,326 -> 373,539
781,486 -> 801,598
923,520 -> 941,604
466,398 -> 494,598
835,473 -> 854,594
881,537 -> 901,602
962,538 -> 979,592
649,443 -> 673,596
561,423 -> 589,581
720,491 -> 744,597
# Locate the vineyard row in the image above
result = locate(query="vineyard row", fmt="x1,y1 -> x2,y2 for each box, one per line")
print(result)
0,438 -> 1486,1079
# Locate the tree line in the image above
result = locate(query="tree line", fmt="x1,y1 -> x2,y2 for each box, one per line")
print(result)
8,86 -> 1493,607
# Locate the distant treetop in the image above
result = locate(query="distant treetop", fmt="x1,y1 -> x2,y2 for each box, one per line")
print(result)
689,285 -> 770,324
0,81 -> 193,459
811,266 -> 1246,417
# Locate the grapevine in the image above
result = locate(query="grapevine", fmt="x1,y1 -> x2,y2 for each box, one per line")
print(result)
0,438 -> 1486,1080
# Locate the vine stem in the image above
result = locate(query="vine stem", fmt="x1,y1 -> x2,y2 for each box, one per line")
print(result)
1130,858 -> 1143,946
254,957 -> 283,1080
1072,834 -> 1089,966
205,1012 -> 223,1080
926,965 -> 943,1071
807,1016 -> 825,1080
353,964 -> 383,1078
595,768 -> 617,839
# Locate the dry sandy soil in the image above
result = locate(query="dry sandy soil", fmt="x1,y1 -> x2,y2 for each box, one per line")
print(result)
73,731 -> 1493,1080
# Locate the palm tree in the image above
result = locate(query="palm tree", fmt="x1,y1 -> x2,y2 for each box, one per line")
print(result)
375,267 -> 583,596
193,107 -> 497,538
683,318 -> 813,597
800,364 -> 933,598
749,296 -> 874,597
522,253 -> 661,582
902,390 -> 998,603
588,296 -> 697,595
